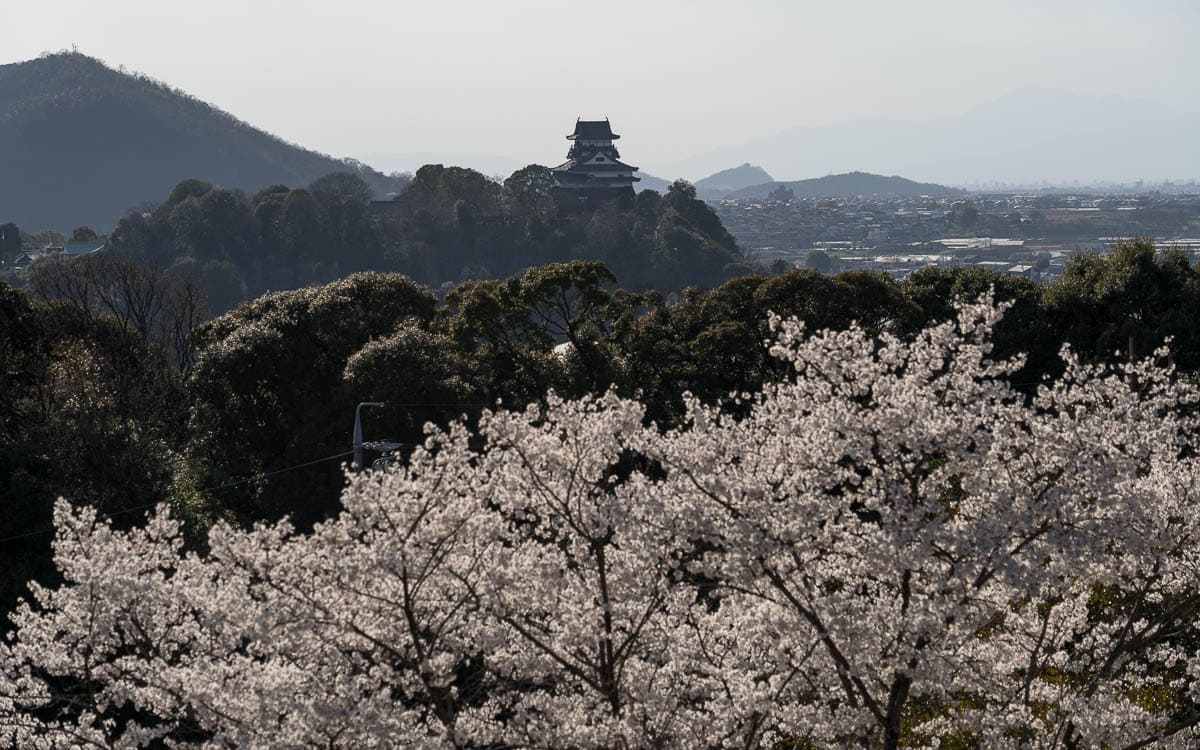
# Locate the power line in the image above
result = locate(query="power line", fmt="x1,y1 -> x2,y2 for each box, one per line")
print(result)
203,450 -> 356,494
0,402 -> 507,547
0,449 -> 358,546
0,423 -> 477,548
381,402 -> 490,406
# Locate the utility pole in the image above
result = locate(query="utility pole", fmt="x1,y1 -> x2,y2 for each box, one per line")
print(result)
352,402 -> 404,471
353,402 -> 385,471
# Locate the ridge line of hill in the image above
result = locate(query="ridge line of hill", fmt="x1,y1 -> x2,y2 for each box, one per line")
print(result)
0,52 -> 407,230
727,171 -> 965,200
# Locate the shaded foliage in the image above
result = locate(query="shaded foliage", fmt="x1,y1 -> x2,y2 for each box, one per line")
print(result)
187,273 -> 437,527
99,169 -> 743,312
0,283 -> 185,614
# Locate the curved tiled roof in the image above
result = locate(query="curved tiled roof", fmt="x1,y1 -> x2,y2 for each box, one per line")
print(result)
567,119 -> 619,141
554,161 -> 638,173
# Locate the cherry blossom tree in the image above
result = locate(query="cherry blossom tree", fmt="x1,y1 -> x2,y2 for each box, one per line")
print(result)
639,304 -> 1200,748
3,297 -> 1199,749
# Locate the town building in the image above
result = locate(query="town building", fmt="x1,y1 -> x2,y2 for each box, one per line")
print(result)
551,119 -> 640,198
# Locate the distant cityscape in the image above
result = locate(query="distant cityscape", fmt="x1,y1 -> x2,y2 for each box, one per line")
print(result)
714,191 -> 1200,281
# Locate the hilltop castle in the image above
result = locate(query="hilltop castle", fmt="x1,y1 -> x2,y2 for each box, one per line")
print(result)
550,118 -> 639,198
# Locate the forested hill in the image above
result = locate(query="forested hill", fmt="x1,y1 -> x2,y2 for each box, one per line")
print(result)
0,53 -> 407,230
729,171 -> 965,200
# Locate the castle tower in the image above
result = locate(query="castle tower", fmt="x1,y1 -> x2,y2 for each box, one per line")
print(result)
550,118 -> 640,196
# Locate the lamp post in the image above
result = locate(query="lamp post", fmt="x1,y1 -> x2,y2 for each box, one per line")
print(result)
353,402 -> 385,470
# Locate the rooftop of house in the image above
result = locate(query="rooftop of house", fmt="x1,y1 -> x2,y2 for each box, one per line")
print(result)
64,240 -> 106,256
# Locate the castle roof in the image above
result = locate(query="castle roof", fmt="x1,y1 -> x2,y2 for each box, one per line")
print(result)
568,119 -> 619,141
552,160 -> 639,174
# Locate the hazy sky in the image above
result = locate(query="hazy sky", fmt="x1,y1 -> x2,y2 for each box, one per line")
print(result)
5,0 -> 1199,175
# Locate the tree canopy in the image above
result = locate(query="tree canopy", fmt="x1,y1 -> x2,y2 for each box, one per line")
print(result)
95,170 -> 744,313
3,297 -> 1199,748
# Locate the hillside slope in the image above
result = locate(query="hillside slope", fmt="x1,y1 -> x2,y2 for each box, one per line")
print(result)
0,53 -> 406,230
729,171 -> 964,200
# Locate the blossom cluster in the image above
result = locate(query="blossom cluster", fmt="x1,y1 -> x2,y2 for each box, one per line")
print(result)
3,299 -> 1200,749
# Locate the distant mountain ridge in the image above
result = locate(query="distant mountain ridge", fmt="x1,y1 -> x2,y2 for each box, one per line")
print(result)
694,163 -> 773,198
0,53 -> 407,230
634,171 -> 671,193
729,172 -> 964,200
656,88 -> 1200,184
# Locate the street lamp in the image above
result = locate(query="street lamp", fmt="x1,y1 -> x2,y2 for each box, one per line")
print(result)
353,402 -> 385,470
353,402 -> 404,471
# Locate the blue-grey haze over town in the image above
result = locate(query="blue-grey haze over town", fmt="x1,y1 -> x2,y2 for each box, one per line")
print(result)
5,0 -> 1199,184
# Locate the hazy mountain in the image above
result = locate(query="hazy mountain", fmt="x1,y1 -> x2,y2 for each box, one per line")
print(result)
0,53 -> 408,231
657,89 -> 1200,184
634,172 -> 672,193
729,171 -> 964,200
694,163 -> 773,198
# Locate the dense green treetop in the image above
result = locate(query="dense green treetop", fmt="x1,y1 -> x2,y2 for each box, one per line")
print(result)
1047,239 -> 1200,368
0,283 -> 185,612
79,169 -> 746,311
805,248 -> 833,274
0,222 -> 23,264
